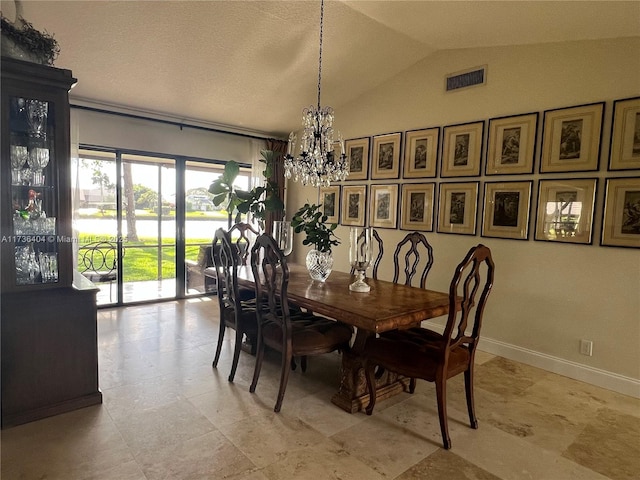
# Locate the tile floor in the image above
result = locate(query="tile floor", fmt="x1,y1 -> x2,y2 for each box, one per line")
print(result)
1,298 -> 639,479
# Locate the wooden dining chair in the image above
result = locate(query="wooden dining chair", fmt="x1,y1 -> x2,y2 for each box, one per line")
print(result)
392,231 -> 434,288
249,234 -> 353,413
349,228 -> 384,280
363,244 -> 495,449
211,228 -> 259,382
228,221 -> 260,266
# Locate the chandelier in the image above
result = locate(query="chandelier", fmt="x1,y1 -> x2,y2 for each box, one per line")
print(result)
283,0 -> 349,188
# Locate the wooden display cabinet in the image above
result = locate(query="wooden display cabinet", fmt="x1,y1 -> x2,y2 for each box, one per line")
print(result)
1,57 -> 102,428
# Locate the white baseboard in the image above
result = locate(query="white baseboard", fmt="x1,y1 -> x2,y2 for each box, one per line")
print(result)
423,321 -> 640,399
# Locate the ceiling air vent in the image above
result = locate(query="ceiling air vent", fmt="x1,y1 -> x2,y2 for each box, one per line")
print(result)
445,66 -> 487,92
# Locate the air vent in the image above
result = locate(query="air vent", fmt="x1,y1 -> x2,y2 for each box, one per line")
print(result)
446,66 -> 486,92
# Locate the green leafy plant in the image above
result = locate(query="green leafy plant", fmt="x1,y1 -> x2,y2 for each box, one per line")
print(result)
291,203 -> 340,254
208,150 -> 284,229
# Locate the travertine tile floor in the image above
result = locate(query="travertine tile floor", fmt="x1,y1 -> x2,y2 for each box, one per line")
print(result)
2,298 -> 639,479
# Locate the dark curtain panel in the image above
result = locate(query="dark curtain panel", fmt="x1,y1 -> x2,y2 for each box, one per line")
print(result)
265,138 -> 287,234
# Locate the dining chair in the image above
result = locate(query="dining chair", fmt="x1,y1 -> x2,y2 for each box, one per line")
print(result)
78,241 -> 123,302
249,234 -> 354,412
363,244 -> 495,449
211,228 -> 259,382
349,228 -> 384,280
228,221 -> 260,266
391,231 -> 434,288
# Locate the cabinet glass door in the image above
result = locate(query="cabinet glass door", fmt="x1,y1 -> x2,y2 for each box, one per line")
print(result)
9,96 -> 59,286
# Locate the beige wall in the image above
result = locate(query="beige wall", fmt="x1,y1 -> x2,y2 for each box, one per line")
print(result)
287,37 -> 640,395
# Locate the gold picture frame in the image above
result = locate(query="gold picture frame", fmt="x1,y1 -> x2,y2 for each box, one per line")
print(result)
441,121 -> 484,177
344,137 -> 370,181
371,133 -> 401,180
370,184 -> 399,229
437,182 -> 479,235
319,185 -> 340,224
341,185 -> 367,227
402,127 -> 439,178
400,183 -> 435,231
486,113 -> 538,175
601,177 -> 640,248
534,178 -> 597,244
540,102 -> 604,173
608,97 -> 640,171
482,181 -> 532,240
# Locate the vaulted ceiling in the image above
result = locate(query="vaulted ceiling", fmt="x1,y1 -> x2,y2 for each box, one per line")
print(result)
3,0 -> 639,138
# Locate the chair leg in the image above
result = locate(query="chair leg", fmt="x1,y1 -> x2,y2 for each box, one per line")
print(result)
249,336 -> 265,393
301,356 -> 307,372
212,322 -> 226,368
290,357 -> 297,371
464,368 -> 478,429
228,329 -> 243,382
274,348 -> 292,413
435,376 -> 451,449
364,361 -> 377,415
409,378 -> 417,393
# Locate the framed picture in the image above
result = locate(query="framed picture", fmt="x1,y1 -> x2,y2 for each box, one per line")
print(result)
341,185 -> 367,227
601,177 -> 640,248
534,178 -> 597,244
609,97 -> 640,171
400,183 -> 435,231
437,182 -> 479,235
441,121 -> 484,177
486,113 -> 538,175
319,185 -> 340,224
369,184 -> 399,229
371,133 -> 401,180
482,181 -> 532,240
344,137 -> 370,181
540,102 -> 604,173
403,127 -> 439,178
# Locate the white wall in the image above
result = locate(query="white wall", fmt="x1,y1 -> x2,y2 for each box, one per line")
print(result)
287,37 -> 640,396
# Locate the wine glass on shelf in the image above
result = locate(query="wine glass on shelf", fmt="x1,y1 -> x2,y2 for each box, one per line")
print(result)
349,226 -> 371,292
273,220 -> 294,256
10,145 -> 28,185
27,147 -> 49,186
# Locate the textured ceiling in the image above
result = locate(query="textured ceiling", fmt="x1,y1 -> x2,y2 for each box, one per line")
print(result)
2,0 -> 639,138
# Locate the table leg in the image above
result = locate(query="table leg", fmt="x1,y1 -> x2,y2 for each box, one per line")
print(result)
331,329 -> 410,413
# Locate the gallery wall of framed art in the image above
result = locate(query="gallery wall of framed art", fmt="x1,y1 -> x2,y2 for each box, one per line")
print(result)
334,95 -> 640,249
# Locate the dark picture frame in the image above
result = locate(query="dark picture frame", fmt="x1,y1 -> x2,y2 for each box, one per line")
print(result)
534,178 -> 597,244
400,183 -> 435,231
319,185 -> 340,224
344,137 -> 370,181
486,113 -> 538,175
402,127 -> 439,178
340,185 -> 367,227
482,181 -> 532,240
369,184 -> 399,229
436,182 -> 479,235
540,102 -> 604,173
608,97 -> 640,171
441,121 -> 484,177
371,133 -> 401,180
601,177 -> 640,248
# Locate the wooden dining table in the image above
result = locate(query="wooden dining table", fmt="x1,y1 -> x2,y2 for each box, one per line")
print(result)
236,263 -> 454,413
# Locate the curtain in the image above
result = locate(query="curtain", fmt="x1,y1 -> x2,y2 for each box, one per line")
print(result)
265,138 -> 287,234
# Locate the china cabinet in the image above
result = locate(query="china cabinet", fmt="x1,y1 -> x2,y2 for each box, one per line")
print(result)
1,57 -> 102,428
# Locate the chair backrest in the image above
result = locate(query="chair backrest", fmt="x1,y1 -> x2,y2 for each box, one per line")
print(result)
250,234 -> 293,332
212,228 -> 241,314
392,231 -> 434,289
229,222 -> 260,265
79,241 -> 119,276
349,228 -> 384,279
443,244 -> 495,354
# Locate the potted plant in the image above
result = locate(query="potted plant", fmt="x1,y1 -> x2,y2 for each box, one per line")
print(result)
208,150 -> 284,230
291,203 -> 340,282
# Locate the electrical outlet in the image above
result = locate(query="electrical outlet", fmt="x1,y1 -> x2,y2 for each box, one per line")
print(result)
579,339 -> 593,356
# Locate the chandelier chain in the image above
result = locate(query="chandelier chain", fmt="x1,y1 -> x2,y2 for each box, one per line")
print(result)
317,0 -> 324,109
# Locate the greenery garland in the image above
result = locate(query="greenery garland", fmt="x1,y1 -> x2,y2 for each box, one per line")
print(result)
1,14 -> 60,65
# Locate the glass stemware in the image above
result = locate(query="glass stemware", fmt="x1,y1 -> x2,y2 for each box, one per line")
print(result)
26,99 -> 48,139
10,145 -> 28,185
349,226 -> 371,292
273,220 -> 294,256
27,147 -> 49,186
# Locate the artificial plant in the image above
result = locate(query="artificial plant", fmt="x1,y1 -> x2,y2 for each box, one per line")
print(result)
291,203 -> 340,254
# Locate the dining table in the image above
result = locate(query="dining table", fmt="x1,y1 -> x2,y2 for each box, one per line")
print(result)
236,263 -> 454,413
